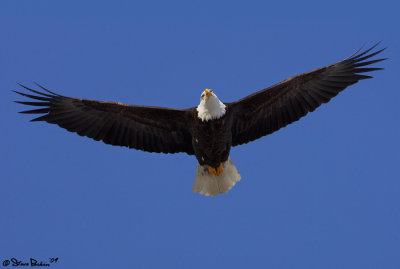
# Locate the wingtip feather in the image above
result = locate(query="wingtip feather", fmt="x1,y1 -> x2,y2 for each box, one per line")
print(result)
19,108 -> 50,114
33,82 -> 61,96
30,115 -> 50,122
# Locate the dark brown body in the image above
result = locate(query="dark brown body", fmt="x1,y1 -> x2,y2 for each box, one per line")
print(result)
190,110 -> 234,168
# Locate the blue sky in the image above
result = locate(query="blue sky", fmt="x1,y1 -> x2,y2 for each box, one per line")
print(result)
1,0 -> 399,268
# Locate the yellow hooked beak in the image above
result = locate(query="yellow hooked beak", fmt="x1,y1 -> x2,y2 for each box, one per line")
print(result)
204,89 -> 212,98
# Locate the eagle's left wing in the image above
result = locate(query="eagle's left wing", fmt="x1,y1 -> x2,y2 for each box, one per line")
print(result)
15,84 -> 195,154
228,43 -> 386,146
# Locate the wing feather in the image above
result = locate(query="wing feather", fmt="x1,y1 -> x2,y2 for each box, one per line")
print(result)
15,85 -> 194,154
229,43 -> 386,146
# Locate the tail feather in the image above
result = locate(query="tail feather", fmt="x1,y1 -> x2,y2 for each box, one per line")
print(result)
192,157 -> 241,196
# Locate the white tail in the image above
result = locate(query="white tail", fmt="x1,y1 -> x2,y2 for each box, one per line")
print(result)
192,157 -> 241,196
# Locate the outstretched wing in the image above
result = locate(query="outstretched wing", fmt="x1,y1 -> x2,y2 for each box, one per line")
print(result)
229,43 -> 386,146
15,84 -> 195,154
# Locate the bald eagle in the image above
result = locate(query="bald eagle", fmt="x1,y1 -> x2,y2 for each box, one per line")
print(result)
15,44 -> 386,196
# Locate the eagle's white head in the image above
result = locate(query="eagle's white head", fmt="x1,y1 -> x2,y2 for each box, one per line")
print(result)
197,89 -> 226,121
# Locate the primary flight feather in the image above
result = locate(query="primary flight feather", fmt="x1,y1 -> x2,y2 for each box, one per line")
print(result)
15,43 -> 386,196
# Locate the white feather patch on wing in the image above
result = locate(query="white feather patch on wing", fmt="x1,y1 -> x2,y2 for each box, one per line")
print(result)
192,157 -> 241,196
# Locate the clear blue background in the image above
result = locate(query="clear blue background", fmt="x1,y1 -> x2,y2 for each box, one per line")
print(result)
1,0 -> 399,268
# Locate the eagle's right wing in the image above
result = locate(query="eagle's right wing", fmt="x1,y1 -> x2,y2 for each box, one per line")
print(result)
15,84 -> 195,154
